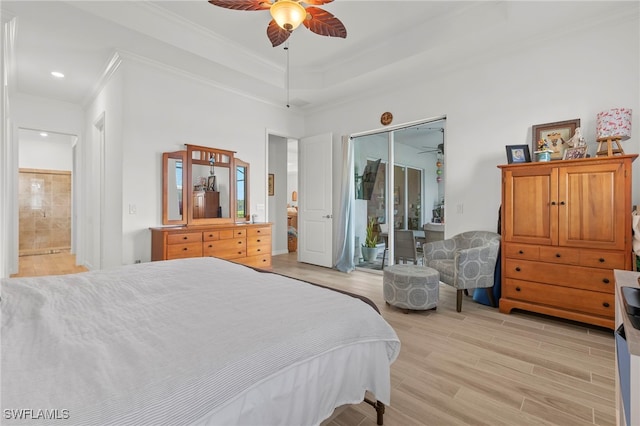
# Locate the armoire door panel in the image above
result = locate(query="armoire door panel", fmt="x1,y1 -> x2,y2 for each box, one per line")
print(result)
503,168 -> 556,245
558,163 -> 625,250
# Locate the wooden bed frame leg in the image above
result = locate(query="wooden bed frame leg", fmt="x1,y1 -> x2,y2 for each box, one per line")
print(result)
364,397 -> 385,425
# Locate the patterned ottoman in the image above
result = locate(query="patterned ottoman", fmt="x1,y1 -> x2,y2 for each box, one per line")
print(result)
383,264 -> 439,312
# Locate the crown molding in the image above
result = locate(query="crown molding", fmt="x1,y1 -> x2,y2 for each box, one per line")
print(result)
81,51 -> 122,108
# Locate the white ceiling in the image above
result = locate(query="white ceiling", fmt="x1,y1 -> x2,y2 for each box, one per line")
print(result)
2,1 -> 631,150
4,1 -> 627,110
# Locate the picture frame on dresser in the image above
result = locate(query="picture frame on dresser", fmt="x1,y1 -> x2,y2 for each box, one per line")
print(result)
505,145 -> 531,164
531,118 -> 580,161
562,145 -> 588,160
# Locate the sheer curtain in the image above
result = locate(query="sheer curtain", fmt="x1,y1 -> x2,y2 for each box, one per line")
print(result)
335,135 -> 355,272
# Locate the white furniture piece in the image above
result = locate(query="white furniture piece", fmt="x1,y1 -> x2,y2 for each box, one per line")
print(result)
1,257 -> 400,425
614,270 -> 640,426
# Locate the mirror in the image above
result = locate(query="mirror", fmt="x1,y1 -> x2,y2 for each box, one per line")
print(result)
162,151 -> 187,225
162,145 -> 250,225
235,159 -> 250,221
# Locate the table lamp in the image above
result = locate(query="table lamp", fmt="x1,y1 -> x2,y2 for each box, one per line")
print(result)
596,108 -> 632,156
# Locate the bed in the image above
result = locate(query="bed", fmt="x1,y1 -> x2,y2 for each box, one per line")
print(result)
1,257 -> 400,425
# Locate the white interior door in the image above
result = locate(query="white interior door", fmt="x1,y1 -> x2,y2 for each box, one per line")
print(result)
298,133 -> 332,267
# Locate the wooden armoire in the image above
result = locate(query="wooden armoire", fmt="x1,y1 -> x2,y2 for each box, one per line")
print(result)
498,154 -> 637,329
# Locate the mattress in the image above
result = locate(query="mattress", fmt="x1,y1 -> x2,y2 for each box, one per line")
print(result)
1,257 -> 400,425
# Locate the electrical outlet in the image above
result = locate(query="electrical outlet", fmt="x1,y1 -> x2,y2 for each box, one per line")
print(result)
456,204 -> 464,214
129,204 -> 137,214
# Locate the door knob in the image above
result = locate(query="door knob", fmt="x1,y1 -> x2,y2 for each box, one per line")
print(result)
323,214 -> 333,218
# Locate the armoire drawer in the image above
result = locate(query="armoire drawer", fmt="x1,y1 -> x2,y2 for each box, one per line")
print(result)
579,250 -> 626,269
504,243 -> 539,261
504,258 -> 614,293
503,278 -> 614,318
538,246 -> 580,265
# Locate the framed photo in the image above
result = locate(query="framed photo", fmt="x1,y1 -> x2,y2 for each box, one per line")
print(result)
532,119 -> 580,161
562,145 -> 588,160
505,145 -> 531,164
268,173 -> 274,196
207,175 -> 216,191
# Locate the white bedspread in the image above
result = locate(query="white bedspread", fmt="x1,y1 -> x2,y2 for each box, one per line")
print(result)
1,257 -> 400,425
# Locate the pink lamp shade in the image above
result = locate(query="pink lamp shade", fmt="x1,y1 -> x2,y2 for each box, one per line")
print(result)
596,108 -> 632,141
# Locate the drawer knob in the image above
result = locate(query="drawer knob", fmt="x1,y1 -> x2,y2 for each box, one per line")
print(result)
208,244 -> 213,248
257,230 -> 262,233
515,267 -> 521,272
257,248 -> 261,252
560,201 -> 566,205
603,302 -> 610,308
555,253 -> 561,258
551,201 -> 557,206
208,234 -> 213,238
515,287 -> 521,292
183,247 -> 188,251
238,251 -> 242,254
518,250 -> 524,254
257,239 -> 261,243
602,278 -> 610,284
183,236 -> 188,240
238,241 -> 242,244
599,258 -> 605,263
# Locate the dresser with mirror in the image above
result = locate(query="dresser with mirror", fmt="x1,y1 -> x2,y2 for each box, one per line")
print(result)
151,144 -> 271,269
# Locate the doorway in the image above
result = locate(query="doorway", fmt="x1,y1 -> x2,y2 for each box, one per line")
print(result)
16,128 -> 77,270
352,118 -> 446,272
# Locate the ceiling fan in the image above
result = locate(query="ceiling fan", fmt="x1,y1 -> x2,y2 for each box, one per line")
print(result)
208,0 -> 347,47
417,143 -> 444,155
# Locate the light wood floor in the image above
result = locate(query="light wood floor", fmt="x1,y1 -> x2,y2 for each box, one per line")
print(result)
271,253 -> 616,426
10,252 -> 88,277
10,252 -> 616,426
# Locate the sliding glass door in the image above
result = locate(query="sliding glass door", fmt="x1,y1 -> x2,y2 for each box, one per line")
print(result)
352,118 -> 445,272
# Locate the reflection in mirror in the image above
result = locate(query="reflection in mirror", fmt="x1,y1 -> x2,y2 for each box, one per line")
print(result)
235,159 -> 250,221
162,151 -> 187,225
191,164 -> 229,218
167,158 -> 183,220
186,144 -> 236,224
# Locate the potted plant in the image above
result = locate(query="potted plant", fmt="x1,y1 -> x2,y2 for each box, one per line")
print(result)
361,217 -> 379,262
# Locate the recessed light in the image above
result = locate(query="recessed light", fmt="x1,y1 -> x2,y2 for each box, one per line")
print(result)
40,132 -> 48,137
51,71 -> 65,78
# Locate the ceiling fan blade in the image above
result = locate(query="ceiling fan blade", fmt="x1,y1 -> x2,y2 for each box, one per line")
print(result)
302,6 -> 347,38
208,0 -> 271,11
267,20 -> 291,47
301,0 -> 334,5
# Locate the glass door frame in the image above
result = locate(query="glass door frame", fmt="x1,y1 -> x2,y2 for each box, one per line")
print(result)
351,115 -> 445,271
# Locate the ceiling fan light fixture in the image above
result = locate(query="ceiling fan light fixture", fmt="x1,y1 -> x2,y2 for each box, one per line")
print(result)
270,0 -> 306,31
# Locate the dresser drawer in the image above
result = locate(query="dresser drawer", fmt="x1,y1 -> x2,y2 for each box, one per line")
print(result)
218,229 -> 246,240
203,238 -> 246,259
504,259 -> 614,293
203,231 -> 220,241
167,242 -> 203,259
236,254 -> 272,269
248,227 -> 271,238
246,242 -> 270,257
579,250 -> 626,269
503,278 -> 614,318
167,232 -> 202,245
504,243 -> 539,261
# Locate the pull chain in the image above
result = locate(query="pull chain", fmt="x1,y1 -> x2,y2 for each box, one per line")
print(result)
284,41 -> 290,108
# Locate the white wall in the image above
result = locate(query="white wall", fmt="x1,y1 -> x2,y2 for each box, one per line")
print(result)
305,10 -> 640,240
268,134 -> 288,255
19,134 -> 73,171
119,60 -> 304,264
84,65 -> 124,270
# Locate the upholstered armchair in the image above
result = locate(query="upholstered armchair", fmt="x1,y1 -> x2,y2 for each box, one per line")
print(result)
422,231 -> 501,312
